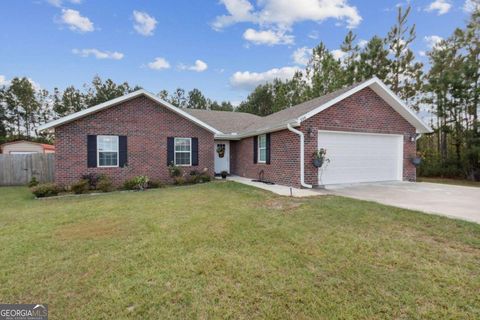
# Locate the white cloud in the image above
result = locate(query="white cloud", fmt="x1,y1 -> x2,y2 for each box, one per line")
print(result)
292,47 -> 312,65
243,28 -> 294,45
425,0 -> 451,15
358,39 -> 368,48
47,0 -> 81,7
463,0 -> 480,13
424,35 -> 443,48
213,0 -> 362,31
331,49 -> 347,60
148,57 -> 171,70
133,10 -> 157,36
60,9 -> 94,32
0,75 -> 9,86
230,66 -> 299,90
419,50 -> 427,57
72,48 -> 124,60
179,60 -> 208,72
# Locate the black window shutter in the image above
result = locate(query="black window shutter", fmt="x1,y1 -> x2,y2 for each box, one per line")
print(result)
253,136 -> 258,164
266,133 -> 271,164
87,135 -> 97,168
167,137 -> 174,166
119,136 -> 127,167
191,138 -> 199,166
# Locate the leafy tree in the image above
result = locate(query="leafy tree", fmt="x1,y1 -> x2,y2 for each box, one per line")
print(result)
169,88 -> 188,108
187,89 -> 208,109
1,77 -> 39,137
84,76 -> 141,107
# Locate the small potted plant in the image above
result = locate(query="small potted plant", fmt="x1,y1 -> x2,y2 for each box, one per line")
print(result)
312,148 -> 330,168
220,170 -> 228,179
411,151 -> 425,167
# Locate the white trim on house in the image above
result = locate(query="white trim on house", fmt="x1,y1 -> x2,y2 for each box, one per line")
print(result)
97,135 -> 119,168
173,137 -> 192,166
296,77 -> 432,134
257,134 -> 267,163
37,90 -> 222,134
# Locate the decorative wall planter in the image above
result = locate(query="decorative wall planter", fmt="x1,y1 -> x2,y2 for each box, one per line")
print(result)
411,157 -> 422,167
313,158 -> 324,168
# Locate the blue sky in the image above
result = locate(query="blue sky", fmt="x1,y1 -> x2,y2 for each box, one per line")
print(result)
0,0 -> 476,104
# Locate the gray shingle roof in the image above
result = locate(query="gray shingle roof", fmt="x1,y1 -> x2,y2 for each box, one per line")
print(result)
183,80 -> 367,135
183,109 -> 262,134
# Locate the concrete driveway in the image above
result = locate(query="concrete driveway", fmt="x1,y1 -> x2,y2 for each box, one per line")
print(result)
326,181 -> 480,223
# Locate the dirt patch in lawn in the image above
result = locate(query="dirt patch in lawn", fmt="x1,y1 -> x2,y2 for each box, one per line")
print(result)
55,217 -> 131,240
262,198 -> 305,212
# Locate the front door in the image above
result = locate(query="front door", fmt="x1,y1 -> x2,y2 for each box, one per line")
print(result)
214,141 -> 230,174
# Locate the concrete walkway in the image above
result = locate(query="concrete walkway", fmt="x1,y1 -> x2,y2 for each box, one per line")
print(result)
326,181 -> 480,224
226,175 -> 322,197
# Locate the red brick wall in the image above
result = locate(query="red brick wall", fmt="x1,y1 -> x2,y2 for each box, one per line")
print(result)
55,96 -> 214,186
231,87 -> 417,187
301,87 -> 417,185
230,130 -> 302,188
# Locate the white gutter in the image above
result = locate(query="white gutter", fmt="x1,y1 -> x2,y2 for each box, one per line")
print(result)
287,123 -> 313,189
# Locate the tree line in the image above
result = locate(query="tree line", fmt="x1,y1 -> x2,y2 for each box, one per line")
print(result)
0,76 -> 233,144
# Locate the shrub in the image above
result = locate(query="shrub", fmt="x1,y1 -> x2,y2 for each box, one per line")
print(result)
147,180 -> 163,189
168,163 -> 182,177
124,175 -> 150,191
174,176 -> 186,185
28,177 -> 39,188
71,179 -> 90,194
198,173 -> 211,183
31,183 -> 61,198
97,176 -> 113,192
81,173 -> 104,189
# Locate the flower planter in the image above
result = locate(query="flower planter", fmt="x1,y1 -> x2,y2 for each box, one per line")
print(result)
313,158 -> 324,168
411,157 -> 422,167
221,171 -> 228,179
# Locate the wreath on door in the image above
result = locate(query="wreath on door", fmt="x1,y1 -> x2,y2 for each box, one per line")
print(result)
216,144 -> 225,158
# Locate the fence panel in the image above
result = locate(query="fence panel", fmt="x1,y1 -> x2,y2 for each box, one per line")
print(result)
0,154 -> 55,185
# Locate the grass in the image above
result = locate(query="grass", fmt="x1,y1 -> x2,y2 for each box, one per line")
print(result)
418,177 -> 480,188
1,182 -> 479,319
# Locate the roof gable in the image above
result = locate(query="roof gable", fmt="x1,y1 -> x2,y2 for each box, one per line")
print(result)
38,90 -> 222,134
38,77 -> 431,137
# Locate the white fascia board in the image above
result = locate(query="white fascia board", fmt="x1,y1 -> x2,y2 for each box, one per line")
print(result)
37,89 -> 223,134
296,77 -> 432,134
215,120 -> 300,140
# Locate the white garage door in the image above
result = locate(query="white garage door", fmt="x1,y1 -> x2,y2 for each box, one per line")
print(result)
318,130 -> 403,185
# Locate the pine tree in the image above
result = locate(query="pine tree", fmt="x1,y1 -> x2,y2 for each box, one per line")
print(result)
358,36 -> 390,81
386,5 -> 424,110
339,31 -> 360,85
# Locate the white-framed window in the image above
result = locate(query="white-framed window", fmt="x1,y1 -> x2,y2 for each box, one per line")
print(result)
97,135 -> 119,167
258,134 -> 266,163
174,137 -> 192,166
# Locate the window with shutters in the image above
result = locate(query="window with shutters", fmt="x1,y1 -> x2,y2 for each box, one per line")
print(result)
97,135 -> 119,167
258,134 -> 266,163
174,138 -> 191,166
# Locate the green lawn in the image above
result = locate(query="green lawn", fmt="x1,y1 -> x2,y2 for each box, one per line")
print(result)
418,177 -> 480,188
1,182 -> 479,319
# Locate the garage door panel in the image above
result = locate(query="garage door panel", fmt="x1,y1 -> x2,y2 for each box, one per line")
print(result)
318,131 -> 403,185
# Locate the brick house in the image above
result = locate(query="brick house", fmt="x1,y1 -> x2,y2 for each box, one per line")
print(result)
38,77 -> 431,188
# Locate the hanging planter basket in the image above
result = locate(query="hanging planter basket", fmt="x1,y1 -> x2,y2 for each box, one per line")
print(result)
411,157 -> 422,167
313,158 -> 324,168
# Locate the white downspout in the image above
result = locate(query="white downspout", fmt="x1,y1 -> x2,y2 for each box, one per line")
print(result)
287,123 -> 313,189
